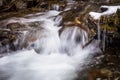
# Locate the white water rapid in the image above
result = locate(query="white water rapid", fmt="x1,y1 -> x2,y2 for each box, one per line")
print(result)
0,10 -> 100,80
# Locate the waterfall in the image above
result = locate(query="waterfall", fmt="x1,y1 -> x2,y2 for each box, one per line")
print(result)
97,19 -> 101,41
53,4 -> 60,11
60,27 -> 88,56
102,27 -> 106,51
97,19 -> 106,51
54,15 -> 62,26
0,10 -> 100,80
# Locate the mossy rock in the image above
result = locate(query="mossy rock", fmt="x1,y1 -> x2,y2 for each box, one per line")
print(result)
102,24 -> 117,33
60,11 -> 78,22
100,13 -> 120,33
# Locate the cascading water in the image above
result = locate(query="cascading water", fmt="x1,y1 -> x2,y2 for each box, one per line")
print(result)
97,19 -> 106,51
0,10 -> 100,80
53,4 -> 60,11
102,27 -> 106,51
97,19 -> 101,41
60,27 -> 88,56
54,15 -> 63,26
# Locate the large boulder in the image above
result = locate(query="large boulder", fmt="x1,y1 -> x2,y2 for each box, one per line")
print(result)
0,22 -> 29,54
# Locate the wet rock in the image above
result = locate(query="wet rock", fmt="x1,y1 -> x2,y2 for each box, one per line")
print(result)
58,3 -> 95,35
90,0 -> 110,4
27,0 -> 38,8
100,7 -> 108,12
88,68 -> 112,80
30,8 -> 41,12
6,22 -> 26,31
87,8 -> 120,44
0,30 -> 10,41
101,10 -> 119,31
0,19 -> 51,54
86,7 -> 120,79
0,9 -> 41,20
109,0 -> 120,4
58,2 -> 100,38
15,0 -> 27,10
28,21 -> 44,28
0,29 -> 20,53
59,2 -> 88,22
87,44 -> 120,80
0,22 -> 30,54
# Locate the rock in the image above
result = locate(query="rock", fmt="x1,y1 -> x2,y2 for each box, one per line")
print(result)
6,22 -> 26,31
84,6 -> 120,80
30,8 -> 41,12
100,7 -> 108,12
0,22 -> 30,54
15,0 -> 27,9
100,68 -> 112,76
0,30 -> 10,41
28,21 -> 43,28
26,0 -> 38,8
0,20 -> 51,54
59,2 -> 88,22
1,39 -> 9,46
116,9 -> 120,32
59,3 -> 95,35
87,8 -> 120,41
109,0 -> 120,4
88,68 -> 112,80
0,29 -> 20,53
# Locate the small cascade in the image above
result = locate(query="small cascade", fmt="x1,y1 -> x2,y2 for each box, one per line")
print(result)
54,15 -> 62,26
97,19 -> 106,51
60,27 -> 88,55
0,10 -> 100,80
97,19 -> 101,41
0,10 -> 60,55
102,28 -> 106,51
53,4 -> 60,11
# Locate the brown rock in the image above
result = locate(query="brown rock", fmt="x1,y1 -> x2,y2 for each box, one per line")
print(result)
7,22 -> 26,31
88,68 -> 112,80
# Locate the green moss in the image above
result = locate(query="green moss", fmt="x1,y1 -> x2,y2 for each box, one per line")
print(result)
109,0 -> 120,4
102,24 -> 117,32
